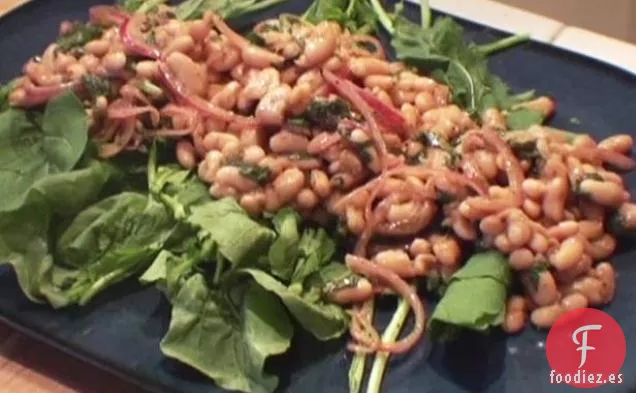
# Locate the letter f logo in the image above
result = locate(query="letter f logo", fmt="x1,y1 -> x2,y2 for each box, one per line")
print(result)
572,324 -> 602,368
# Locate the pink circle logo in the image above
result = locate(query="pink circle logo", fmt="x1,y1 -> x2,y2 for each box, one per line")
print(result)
546,308 -> 626,388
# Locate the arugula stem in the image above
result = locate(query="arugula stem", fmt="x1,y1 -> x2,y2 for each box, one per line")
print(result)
301,1 -> 318,20
137,0 -> 167,14
346,0 -> 357,17
419,0 -> 431,28
213,256 -> 225,286
365,297 -> 410,393
478,34 -> 530,56
349,298 -> 375,393
369,0 -> 394,34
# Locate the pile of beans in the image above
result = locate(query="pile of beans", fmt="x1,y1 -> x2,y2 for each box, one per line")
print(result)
9,7 -> 636,333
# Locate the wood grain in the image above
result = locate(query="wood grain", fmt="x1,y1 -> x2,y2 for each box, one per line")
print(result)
0,0 -> 31,19
0,321 -> 150,393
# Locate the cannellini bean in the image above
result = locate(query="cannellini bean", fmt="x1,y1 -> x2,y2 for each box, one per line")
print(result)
349,57 -> 392,77
165,52 -> 207,96
387,202 -> 417,223
579,179 -> 627,208
176,140 -> 196,170
103,51 -> 127,73
522,199 -> 542,219
256,84 -> 292,127
587,234 -> 616,261
310,170 -> 331,198
295,21 -> 339,68
135,61 -> 159,79
577,219 -> 604,239
85,39 -> 110,57
373,250 -> 416,277
198,150 -> 224,183
595,262 -> 616,303
547,221 -> 579,240
269,131 -> 309,154
203,132 -> 240,153
409,238 -> 431,257
346,206 -> 365,234
401,103 -> 418,129
414,91 -> 436,113
215,166 -> 259,193
531,304 -> 566,329
567,276 -> 604,306
211,81 -> 241,110
240,191 -> 266,215
507,220 -> 533,248
241,146 -> 265,166
543,177 -> 567,222
287,82 -> 313,115
431,235 -> 461,267
503,310 -> 526,334
529,232 -> 549,254
550,236 -> 584,271
241,67 -> 280,102
327,278 -> 373,304
209,184 -> 238,198
273,168 -> 305,204
528,270 -> 559,306
561,292 -> 588,311
598,134 -> 633,154
509,248 -> 535,270
452,214 -> 478,241
364,75 -> 394,90
508,295 -> 527,313
480,215 -> 506,236
296,188 -> 319,210
494,233 -> 513,254
264,186 -> 283,212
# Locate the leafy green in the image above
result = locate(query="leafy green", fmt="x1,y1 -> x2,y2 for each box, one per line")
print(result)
227,160 -> 273,185
81,75 -> 112,100
268,208 -> 302,281
303,0 -> 377,33
160,274 -> 293,393
367,2 -> 545,127
290,227 -> 336,284
175,0 -> 289,21
0,93 -> 88,212
429,251 -> 511,341
0,81 -> 16,112
45,192 -> 177,307
0,161 -> 117,303
187,198 -> 275,266
305,98 -> 351,131
56,23 -> 104,53
505,108 -> 546,130
149,164 -> 210,219
243,268 -> 349,340
117,0 -> 167,13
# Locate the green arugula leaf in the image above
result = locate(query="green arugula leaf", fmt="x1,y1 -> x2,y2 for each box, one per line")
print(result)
429,251 -> 511,341
160,274 -> 293,393
187,198 -> 275,266
0,80 -> 17,112
505,108 -> 546,130
45,192 -> 177,307
117,0 -> 167,13
0,161 -> 116,303
268,208 -> 301,281
290,227 -> 336,284
243,268 -> 348,340
175,0 -> 289,21
0,93 -> 88,212
304,0 -> 377,33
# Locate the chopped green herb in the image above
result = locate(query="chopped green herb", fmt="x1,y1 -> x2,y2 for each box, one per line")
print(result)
56,23 -> 103,53
306,98 -> 351,131
81,75 -> 111,100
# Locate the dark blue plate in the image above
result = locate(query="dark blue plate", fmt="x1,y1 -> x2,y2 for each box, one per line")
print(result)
1,1 -> 635,393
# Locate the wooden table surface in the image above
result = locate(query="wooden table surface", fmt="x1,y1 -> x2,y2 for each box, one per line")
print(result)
0,321 -> 150,393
